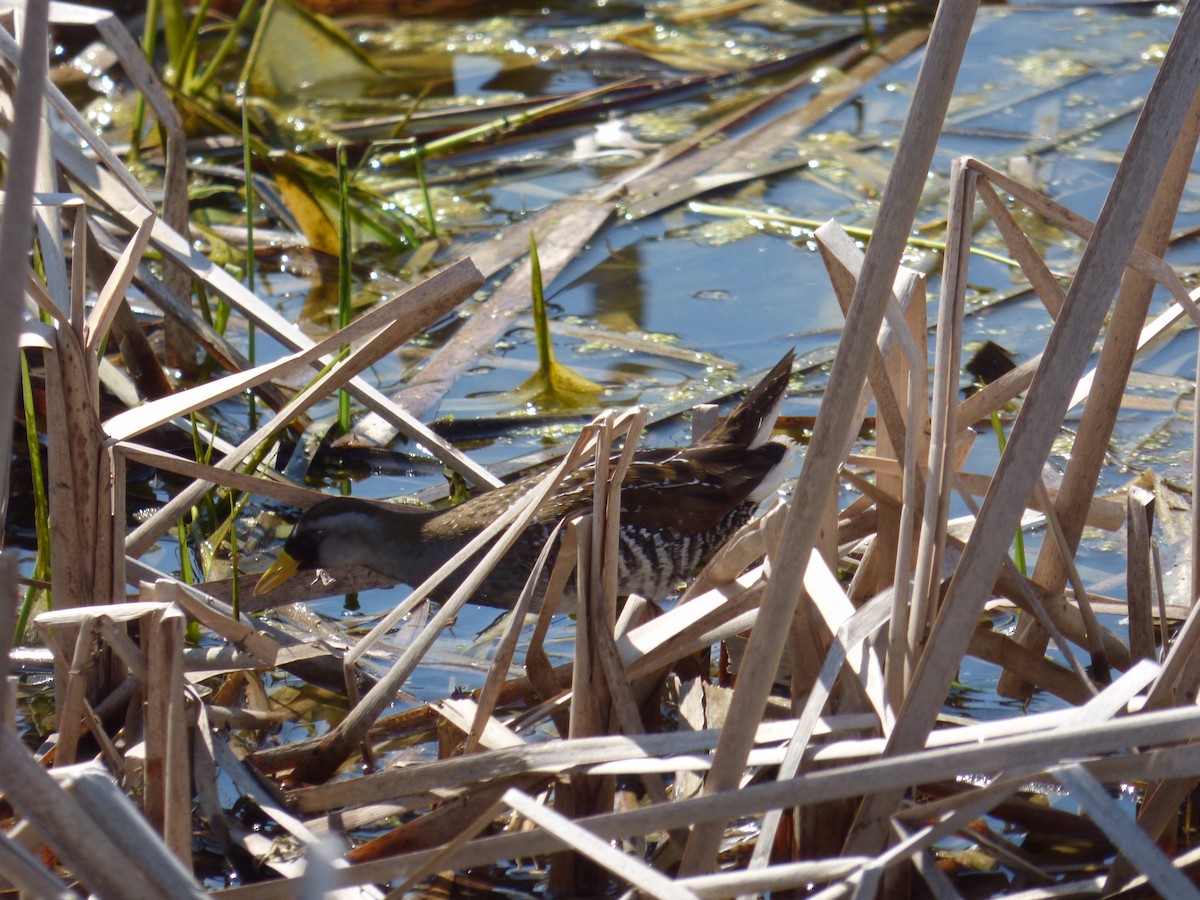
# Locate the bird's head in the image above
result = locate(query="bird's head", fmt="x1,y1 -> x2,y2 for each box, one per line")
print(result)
253,498 -> 405,596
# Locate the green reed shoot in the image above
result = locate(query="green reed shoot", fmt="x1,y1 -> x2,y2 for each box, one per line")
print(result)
990,409 -> 1027,576
529,233 -> 550,372
189,412 -> 220,526
177,518 -> 196,584
242,95 -> 258,430
515,232 -> 601,407
337,143 -> 353,434
858,0 -> 877,53
130,0 -> 161,160
413,151 -> 437,239
187,0 -> 262,97
230,508 -> 241,620
14,352 -> 51,644
168,0 -> 214,92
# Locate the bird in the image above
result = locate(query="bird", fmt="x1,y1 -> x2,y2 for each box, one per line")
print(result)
253,350 -> 795,609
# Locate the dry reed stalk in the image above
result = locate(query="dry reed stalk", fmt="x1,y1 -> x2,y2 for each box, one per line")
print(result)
287,716 -> 806,816
815,222 -> 925,485
43,317 -> 114,604
677,858 -> 871,899
438,697 -> 525,750
952,470 -> 1125,532
557,409 -> 690,888
1113,534 -> 1200,885
86,215 -> 267,386
289,410 -> 645,784
143,605 -> 191,867
105,257 -> 479,440
906,156 -> 974,701
847,2 -> 1200,856
56,762 -> 206,897
630,574 -> 765,682
974,179 -> 1066,319
381,792 -> 511,895
1195,317 -> 1200,611
2,1 -> 190,392
750,581 -> 893,866
115,442 -> 328,511
875,298 -> 927,633
966,628 -> 1091,705
678,1 -> 980,874
463,520 -> 566,754
33,604 -> 178,789
988,550 -> 1117,689
516,532 -> 579,737
0,554 -> 14,734
814,220 -> 930,713
225,703 -> 1200,898
0,831 -> 76,899
558,435 -> 615,880
1033,481 -> 1110,680
41,614 -> 95,767
188,705 -> 261,883
513,787 -> 699,900
0,728 -> 165,896
1057,763 -> 1200,899
194,730 -> 334,884
9,198 -> 131,614
606,34 -> 869,202
42,3 -> 190,283
996,85 -> 1200,700
624,28 -> 932,219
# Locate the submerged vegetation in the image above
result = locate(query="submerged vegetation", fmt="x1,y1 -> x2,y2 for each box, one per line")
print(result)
2,0 -> 1200,897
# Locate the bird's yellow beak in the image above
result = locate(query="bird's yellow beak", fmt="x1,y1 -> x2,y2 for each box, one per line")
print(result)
254,549 -> 300,596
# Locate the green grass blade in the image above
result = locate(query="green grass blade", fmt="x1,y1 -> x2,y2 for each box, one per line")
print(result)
14,351 -> 50,644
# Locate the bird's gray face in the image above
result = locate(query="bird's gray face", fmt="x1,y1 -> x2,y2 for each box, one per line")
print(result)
283,503 -> 385,573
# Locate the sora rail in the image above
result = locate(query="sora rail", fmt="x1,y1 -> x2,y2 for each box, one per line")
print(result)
253,351 -> 795,609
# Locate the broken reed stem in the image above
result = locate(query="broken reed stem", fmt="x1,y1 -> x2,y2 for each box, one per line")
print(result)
888,365 -> 924,709
908,156 -> 974,686
997,83 -> 1200,699
1195,329 -> 1200,606
680,4 -> 981,870
850,1 -> 1200,855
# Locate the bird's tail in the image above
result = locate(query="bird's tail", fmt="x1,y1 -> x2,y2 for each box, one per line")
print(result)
697,349 -> 794,449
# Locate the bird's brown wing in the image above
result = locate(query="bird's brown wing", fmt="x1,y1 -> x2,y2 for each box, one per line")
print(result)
618,442 -> 788,533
